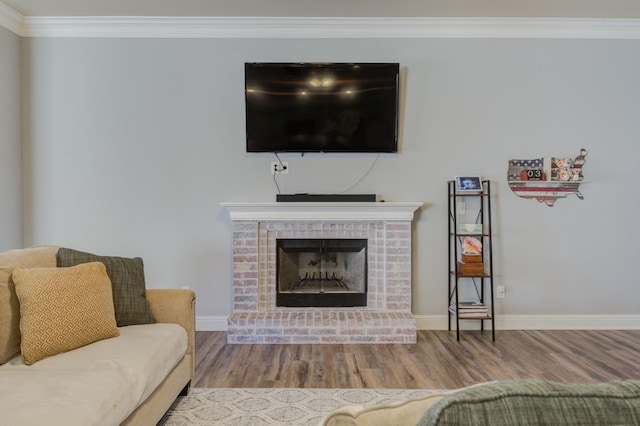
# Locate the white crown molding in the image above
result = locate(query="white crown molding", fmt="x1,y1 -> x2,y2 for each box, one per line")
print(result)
0,1 -> 24,35
7,16 -> 639,39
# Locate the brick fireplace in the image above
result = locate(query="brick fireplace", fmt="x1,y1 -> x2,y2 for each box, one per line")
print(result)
221,202 -> 422,344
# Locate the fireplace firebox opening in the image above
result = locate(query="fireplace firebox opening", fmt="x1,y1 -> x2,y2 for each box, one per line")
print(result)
276,238 -> 367,307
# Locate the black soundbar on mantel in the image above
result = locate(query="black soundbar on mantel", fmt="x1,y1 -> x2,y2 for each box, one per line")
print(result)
276,194 -> 377,202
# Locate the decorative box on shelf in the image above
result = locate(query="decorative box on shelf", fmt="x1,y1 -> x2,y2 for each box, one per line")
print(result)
457,261 -> 484,275
462,254 -> 482,263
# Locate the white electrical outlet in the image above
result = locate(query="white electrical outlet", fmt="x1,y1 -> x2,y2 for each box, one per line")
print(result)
271,161 -> 289,175
497,286 -> 506,299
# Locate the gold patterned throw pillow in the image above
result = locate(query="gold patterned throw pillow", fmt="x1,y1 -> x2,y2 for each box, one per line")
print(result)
12,262 -> 120,364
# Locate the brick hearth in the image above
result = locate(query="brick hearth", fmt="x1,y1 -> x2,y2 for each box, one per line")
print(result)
222,202 -> 422,344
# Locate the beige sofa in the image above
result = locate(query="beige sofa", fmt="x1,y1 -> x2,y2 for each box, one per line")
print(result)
0,246 -> 196,426
321,379 -> 640,426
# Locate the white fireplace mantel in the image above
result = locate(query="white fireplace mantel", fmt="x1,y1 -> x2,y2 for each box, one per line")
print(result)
221,202 -> 423,221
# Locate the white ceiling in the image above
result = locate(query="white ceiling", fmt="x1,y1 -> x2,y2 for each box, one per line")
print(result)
3,0 -> 640,19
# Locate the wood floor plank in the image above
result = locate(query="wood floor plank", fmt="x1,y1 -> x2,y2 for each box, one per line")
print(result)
193,330 -> 640,389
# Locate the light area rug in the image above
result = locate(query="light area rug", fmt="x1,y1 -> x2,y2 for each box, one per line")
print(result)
159,388 -> 442,426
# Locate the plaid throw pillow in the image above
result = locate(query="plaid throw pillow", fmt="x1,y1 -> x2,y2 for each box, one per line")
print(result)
56,248 -> 155,327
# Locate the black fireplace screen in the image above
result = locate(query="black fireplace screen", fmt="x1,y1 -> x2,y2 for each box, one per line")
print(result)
276,238 -> 367,307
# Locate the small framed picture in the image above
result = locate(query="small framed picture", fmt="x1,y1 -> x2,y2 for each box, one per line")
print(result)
455,176 -> 483,193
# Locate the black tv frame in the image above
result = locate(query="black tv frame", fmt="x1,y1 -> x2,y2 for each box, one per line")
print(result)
245,62 -> 400,154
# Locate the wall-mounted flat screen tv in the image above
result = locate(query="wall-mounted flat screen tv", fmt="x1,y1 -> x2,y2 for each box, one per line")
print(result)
245,62 -> 399,153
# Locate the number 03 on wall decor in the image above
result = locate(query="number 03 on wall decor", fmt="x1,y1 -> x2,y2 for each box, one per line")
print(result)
507,148 -> 587,207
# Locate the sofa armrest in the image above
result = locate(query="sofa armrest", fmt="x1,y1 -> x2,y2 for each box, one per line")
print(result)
145,289 -> 196,377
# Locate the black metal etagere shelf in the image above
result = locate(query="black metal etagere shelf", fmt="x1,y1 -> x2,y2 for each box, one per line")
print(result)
447,180 -> 495,341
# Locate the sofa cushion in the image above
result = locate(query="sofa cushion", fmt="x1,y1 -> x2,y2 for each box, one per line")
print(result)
0,323 -> 187,426
13,262 -> 120,364
0,246 -> 59,364
57,247 -> 155,326
417,379 -> 640,426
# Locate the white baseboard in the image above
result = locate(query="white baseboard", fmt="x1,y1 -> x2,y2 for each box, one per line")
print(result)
196,316 -> 229,331
415,314 -> 640,330
196,314 -> 640,331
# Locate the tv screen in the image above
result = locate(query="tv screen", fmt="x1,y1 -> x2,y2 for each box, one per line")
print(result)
245,62 -> 399,153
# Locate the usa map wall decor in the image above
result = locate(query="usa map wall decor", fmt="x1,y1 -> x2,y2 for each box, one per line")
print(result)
507,148 -> 587,206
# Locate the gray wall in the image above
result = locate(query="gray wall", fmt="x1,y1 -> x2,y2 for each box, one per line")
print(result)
20,37 -> 640,321
0,26 -> 22,250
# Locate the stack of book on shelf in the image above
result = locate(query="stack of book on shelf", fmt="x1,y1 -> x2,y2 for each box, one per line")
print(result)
449,302 -> 490,317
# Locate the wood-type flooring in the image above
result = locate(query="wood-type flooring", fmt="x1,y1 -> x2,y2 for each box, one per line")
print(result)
193,330 -> 640,389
